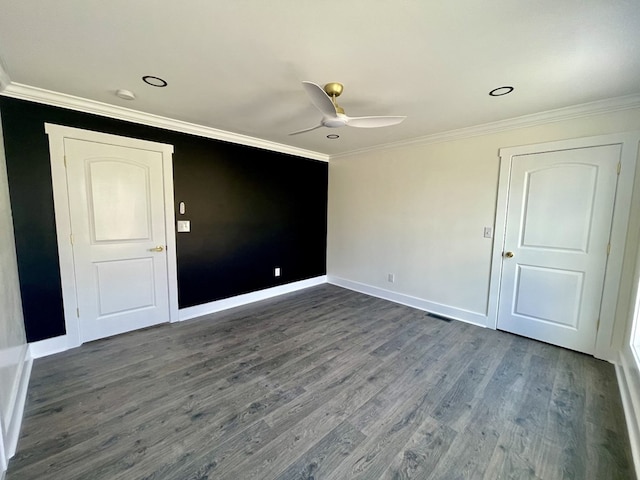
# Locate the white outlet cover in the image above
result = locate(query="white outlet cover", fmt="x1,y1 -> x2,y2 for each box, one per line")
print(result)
177,220 -> 191,232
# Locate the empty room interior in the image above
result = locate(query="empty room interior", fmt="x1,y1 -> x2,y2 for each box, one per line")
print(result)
1,2 -> 640,479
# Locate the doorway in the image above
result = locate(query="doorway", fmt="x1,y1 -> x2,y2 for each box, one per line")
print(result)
488,132 -> 640,359
46,124 -> 179,347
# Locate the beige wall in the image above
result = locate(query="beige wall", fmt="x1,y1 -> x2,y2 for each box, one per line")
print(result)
328,107 -> 640,341
0,113 -> 27,429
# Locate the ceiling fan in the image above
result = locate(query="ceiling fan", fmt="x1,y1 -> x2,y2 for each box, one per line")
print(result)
290,81 -> 406,135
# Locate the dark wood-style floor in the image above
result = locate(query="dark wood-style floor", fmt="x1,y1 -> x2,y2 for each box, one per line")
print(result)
7,285 -> 633,479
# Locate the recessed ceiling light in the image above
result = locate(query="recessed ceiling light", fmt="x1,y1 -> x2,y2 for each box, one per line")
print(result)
327,134 -> 340,139
115,89 -> 136,100
489,86 -> 514,96
142,75 -> 168,87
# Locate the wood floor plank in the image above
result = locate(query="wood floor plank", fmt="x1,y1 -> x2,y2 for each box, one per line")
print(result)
424,395 -> 504,480
6,284 -> 633,480
326,386 -> 437,479
272,420 -> 366,480
431,329 -> 512,431
584,421 -> 633,480
543,349 -> 593,480
484,421 -> 564,480
512,353 -> 558,437
379,417 -> 457,480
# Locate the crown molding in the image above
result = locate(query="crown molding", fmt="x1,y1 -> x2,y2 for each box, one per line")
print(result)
0,82 -> 330,162
2,80 -> 638,163
332,93 -> 640,159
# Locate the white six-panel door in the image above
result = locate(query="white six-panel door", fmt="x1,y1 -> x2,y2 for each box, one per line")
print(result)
497,144 -> 620,354
46,124 -> 178,347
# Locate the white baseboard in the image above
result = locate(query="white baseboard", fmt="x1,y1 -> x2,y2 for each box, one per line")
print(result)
1,344 -> 32,476
617,349 -> 640,479
327,275 -> 488,328
178,276 -> 328,321
29,334 -> 75,359
0,431 -> 5,480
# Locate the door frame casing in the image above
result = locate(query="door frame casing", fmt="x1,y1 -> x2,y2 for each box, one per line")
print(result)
487,131 -> 640,360
45,123 -> 179,349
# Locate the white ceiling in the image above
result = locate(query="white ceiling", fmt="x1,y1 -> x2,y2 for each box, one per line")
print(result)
0,1 -> 638,157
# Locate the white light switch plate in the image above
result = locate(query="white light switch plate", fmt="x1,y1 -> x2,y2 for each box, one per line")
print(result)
177,220 -> 191,232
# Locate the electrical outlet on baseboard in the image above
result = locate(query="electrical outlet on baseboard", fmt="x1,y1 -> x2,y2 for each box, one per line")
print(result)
274,267 -> 281,277
388,273 -> 395,283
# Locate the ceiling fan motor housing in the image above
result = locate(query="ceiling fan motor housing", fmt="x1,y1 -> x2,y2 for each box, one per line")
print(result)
323,115 -> 347,128
323,82 -> 344,97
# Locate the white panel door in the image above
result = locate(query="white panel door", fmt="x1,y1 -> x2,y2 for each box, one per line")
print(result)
64,138 -> 171,342
497,145 -> 621,354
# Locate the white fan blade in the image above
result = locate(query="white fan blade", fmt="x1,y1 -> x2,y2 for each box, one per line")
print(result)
346,116 -> 406,128
302,81 -> 338,118
289,124 -> 324,136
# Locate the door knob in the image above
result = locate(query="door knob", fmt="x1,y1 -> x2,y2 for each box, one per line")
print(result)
149,245 -> 165,252
503,251 -> 514,258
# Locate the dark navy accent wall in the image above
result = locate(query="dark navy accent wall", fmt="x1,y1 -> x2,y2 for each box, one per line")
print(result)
0,97 -> 328,342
